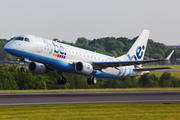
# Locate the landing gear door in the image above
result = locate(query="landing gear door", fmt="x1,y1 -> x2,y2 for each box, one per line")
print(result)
37,38 -> 43,53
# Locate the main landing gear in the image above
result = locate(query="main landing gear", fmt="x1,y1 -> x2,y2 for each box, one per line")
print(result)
56,72 -> 97,86
87,77 -> 97,85
57,72 -> 66,85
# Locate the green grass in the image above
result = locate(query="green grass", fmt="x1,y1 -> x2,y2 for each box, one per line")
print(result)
141,64 -> 180,78
0,103 -> 180,120
135,71 -> 180,79
134,71 -> 180,78
1,88 -> 180,94
149,71 -> 180,77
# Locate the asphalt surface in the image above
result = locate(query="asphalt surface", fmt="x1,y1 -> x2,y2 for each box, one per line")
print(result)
0,91 -> 180,106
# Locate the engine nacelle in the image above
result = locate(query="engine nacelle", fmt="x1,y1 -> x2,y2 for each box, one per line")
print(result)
28,62 -> 47,74
75,61 -> 93,75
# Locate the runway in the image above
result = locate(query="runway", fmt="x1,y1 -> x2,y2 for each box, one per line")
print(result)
0,91 -> 180,106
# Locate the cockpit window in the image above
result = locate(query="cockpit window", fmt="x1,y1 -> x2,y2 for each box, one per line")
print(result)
14,37 -> 24,41
25,38 -> 30,42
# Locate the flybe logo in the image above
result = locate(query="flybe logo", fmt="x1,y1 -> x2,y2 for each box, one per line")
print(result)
43,39 -> 67,59
127,45 -> 145,61
86,65 -> 90,71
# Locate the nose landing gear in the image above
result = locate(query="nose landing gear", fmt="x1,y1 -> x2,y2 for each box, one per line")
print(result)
21,61 -> 27,72
18,58 -> 27,72
21,67 -> 27,72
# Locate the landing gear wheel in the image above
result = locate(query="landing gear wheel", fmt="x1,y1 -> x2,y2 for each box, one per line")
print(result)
92,78 -> 97,85
57,77 -> 61,85
20,60 -> 27,72
62,77 -> 66,85
57,72 -> 67,85
87,77 -> 92,85
87,77 -> 97,85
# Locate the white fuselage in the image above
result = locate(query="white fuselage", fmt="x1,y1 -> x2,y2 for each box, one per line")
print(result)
4,35 -> 148,78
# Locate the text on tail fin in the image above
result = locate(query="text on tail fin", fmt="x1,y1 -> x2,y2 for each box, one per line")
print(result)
127,45 -> 145,61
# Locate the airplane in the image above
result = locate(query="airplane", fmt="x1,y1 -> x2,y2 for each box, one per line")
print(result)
4,29 -> 174,85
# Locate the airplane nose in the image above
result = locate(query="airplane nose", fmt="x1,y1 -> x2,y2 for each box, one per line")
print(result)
4,42 -> 8,51
4,41 -> 22,57
4,41 -> 11,51
4,41 -> 15,54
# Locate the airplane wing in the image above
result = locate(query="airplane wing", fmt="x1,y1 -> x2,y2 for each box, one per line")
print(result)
92,50 -> 174,70
133,67 -> 173,71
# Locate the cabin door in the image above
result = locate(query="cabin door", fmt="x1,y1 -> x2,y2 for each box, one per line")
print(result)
37,38 -> 43,53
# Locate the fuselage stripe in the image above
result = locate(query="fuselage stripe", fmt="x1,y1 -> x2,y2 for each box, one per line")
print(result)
121,66 -> 127,77
126,66 -> 132,77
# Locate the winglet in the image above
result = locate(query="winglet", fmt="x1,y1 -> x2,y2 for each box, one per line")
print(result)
165,50 -> 174,60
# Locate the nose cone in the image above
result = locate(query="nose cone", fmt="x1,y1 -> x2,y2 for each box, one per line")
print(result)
4,42 -> 9,51
4,41 -> 16,55
4,41 -> 12,51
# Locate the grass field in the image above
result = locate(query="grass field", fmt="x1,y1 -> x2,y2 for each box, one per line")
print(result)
0,103 -> 180,120
135,71 -> 180,79
1,88 -> 180,94
149,71 -> 180,77
142,64 -> 180,77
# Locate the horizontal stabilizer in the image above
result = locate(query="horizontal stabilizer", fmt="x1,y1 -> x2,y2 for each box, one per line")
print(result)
134,67 -> 173,71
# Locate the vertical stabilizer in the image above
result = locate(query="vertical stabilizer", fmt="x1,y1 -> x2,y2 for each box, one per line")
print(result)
123,29 -> 150,61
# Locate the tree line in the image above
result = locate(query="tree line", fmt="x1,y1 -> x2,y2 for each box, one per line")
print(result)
0,65 -> 180,90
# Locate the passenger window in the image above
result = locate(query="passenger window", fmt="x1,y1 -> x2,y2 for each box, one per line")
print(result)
15,37 -> 24,41
24,38 -> 30,42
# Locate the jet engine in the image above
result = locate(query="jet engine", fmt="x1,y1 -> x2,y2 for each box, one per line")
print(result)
28,62 -> 47,74
75,61 -> 94,75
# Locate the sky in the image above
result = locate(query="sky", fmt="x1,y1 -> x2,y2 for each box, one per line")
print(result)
0,0 -> 179,45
